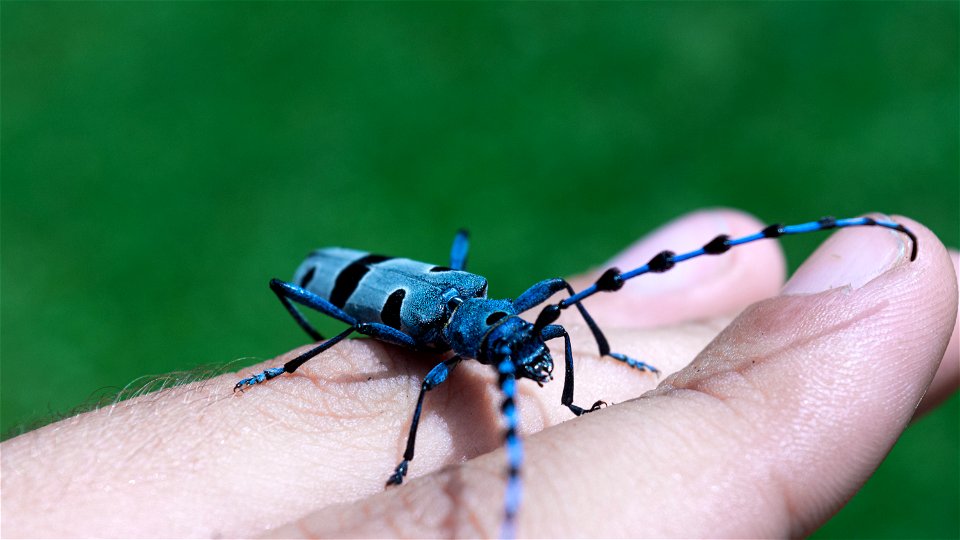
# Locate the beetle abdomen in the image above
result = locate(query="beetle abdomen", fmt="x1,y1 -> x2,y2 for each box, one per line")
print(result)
292,248 -> 487,345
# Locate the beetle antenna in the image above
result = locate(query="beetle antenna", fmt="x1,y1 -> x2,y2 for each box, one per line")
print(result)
555,215 -> 918,309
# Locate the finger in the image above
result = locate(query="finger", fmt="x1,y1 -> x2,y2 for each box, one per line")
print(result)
916,248 -> 960,417
0,212 -> 766,537
267,216 -> 956,538
566,208 -> 786,329
0,319 -> 715,539
0,341 -> 448,538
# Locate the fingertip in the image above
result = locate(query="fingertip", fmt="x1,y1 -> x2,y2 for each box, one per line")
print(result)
916,248 -> 960,416
659,215 -> 957,534
782,213 -> 912,295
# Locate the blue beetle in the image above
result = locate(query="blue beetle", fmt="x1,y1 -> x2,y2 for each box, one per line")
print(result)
235,216 -> 917,538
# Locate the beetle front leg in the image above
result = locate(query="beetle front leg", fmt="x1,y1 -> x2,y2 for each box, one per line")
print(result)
516,278 -> 659,375
541,324 -> 605,416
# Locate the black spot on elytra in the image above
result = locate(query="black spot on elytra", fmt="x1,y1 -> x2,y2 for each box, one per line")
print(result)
330,254 -> 391,308
299,266 -> 316,288
381,289 -> 406,330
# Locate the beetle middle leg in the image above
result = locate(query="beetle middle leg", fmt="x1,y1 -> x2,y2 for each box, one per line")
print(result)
449,228 -> 470,271
387,355 -> 462,485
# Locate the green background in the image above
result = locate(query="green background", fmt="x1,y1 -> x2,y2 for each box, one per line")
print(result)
3,2 -> 957,537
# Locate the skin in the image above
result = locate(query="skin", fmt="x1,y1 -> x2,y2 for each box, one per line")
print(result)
2,209 -> 957,538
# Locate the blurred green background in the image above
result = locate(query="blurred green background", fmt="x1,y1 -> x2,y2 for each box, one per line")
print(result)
3,2 -> 957,537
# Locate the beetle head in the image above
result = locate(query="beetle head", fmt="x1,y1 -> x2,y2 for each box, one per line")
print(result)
483,316 -> 553,385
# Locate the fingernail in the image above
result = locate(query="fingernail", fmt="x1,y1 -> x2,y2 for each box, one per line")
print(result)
605,211 -> 735,294
782,216 -> 908,295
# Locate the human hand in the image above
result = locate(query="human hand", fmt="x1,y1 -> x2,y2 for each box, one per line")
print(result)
2,209 -> 957,538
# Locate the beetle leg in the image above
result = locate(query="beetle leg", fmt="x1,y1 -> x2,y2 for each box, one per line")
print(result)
516,279 -> 659,374
449,229 -> 470,271
270,278 -> 358,341
387,356 -> 462,486
234,327 -> 356,391
541,325 -> 606,416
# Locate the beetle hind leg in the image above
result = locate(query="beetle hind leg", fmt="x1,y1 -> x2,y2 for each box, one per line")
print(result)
234,327 -> 356,391
233,367 -> 286,390
270,278 -> 359,341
